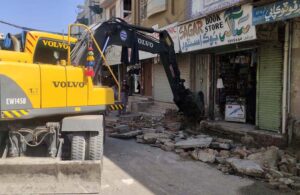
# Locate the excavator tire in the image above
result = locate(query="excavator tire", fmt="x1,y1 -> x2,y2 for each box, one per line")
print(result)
88,131 -> 103,160
71,132 -> 86,160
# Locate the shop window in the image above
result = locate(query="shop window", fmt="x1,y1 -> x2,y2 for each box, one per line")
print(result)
216,50 -> 257,124
123,0 -> 132,18
33,39 -> 69,65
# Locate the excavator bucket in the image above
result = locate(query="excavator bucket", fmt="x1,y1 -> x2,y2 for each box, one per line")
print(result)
0,158 -> 102,194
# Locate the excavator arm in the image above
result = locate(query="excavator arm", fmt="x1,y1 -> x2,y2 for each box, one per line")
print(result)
71,18 -> 204,120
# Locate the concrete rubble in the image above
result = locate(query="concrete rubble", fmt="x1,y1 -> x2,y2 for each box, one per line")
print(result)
226,158 -> 264,177
175,137 -> 213,149
106,111 -> 300,193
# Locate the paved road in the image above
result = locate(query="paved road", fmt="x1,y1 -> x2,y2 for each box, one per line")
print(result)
101,137 -> 287,195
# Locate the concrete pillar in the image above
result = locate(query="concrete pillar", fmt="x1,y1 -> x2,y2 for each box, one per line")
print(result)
290,19 -> 300,139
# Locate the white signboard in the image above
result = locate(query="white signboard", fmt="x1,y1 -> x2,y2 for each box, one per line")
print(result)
179,4 -> 256,53
139,22 -> 180,60
189,0 -> 245,19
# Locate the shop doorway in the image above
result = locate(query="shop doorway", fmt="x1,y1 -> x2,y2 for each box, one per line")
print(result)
215,50 -> 257,124
194,54 -> 210,115
141,60 -> 152,96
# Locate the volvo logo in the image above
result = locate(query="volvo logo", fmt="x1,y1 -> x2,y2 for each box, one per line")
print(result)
120,30 -> 127,41
138,38 -> 154,48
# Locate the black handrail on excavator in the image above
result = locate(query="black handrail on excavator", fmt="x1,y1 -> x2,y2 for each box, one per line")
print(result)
71,18 -> 204,120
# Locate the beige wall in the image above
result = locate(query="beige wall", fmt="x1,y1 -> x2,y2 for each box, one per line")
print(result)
132,1 -> 191,103
132,0 -> 186,27
291,20 -> 300,121
153,54 -> 191,102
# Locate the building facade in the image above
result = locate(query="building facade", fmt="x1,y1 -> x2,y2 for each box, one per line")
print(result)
75,0 -> 300,143
129,0 -> 300,144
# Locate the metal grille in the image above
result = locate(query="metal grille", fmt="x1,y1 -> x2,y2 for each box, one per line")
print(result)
257,42 -> 283,131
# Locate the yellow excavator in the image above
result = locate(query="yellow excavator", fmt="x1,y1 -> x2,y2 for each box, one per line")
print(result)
0,18 -> 204,194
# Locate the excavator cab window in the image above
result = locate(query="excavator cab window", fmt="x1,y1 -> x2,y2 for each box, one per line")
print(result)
33,38 -> 69,65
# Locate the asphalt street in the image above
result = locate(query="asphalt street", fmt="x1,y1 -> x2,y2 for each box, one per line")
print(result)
101,137 -> 288,195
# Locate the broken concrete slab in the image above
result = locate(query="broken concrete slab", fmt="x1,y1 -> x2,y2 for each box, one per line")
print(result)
226,158 -> 265,177
219,150 -> 230,158
105,116 -> 120,123
161,141 -> 175,152
114,125 -> 130,133
279,178 -> 294,185
192,149 -> 217,163
143,133 -> 171,144
119,113 -> 141,121
198,149 -> 217,163
210,142 -> 231,150
110,130 -> 142,139
268,168 -> 284,178
216,157 -> 226,164
232,147 -> 250,158
156,138 -> 172,144
175,137 -> 213,149
215,138 -> 234,145
141,128 -> 157,134
247,146 -> 279,169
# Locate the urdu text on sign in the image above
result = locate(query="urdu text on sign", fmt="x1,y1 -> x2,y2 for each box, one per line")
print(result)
253,0 -> 300,25
179,4 -> 256,53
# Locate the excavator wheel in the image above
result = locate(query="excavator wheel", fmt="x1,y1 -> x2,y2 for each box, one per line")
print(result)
71,132 -> 86,160
88,131 -> 103,160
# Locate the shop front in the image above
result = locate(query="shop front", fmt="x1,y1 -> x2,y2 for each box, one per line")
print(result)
179,4 -> 258,121
211,24 -> 285,132
214,49 -> 257,124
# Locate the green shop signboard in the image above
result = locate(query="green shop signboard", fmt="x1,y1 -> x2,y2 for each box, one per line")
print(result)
253,0 -> 300,25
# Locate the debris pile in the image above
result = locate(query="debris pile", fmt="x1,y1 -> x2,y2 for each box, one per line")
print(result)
106,112 -> 300,193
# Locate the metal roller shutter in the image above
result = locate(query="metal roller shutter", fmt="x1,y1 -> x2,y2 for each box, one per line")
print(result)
257,43 -> 283,131
153,55 -> 190,102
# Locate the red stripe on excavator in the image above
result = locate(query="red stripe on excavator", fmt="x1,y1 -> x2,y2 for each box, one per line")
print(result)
28,33 -> 36,41
27,39 -> 34,47
26,46 -> 32,54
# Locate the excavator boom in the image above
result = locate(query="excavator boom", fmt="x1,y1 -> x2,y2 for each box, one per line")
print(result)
72,18 -> 205,120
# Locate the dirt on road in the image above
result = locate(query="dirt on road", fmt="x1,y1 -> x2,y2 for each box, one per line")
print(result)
101,137 -> 288,195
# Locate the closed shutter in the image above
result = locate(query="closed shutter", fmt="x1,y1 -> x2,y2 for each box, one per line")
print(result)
257,43 -> 283,131
153,55 -> 190,102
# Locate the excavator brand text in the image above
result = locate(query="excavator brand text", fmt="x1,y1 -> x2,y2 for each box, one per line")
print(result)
138,38 -> 154,48
53,81 -> 85,88
42,40 -> 69,50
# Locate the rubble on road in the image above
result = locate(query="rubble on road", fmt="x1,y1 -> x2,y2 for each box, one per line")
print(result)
226,158 -> 265,177
175,137 -> 213,149
110,130 -> 143,139
105,112 -> 300,193
192,149 -> 217,163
